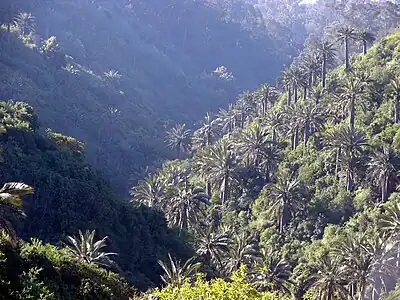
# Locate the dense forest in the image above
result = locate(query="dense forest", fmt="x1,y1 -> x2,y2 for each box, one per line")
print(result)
1,0 -> 400,299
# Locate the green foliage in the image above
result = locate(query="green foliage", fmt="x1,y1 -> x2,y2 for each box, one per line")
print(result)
152,267 -> 284,300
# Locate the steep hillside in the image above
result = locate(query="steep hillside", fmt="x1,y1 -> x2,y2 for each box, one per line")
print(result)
131,28 -> 400,299
0,0 -> 291,192
0,101 -> 189,290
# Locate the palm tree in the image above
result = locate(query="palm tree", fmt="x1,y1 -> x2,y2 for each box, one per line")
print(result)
262,110 -> 284,143
165,123 -> 191,158
301,52 -> 321,89
262,172 -> 305,234
251,249 -> 293,295
197,140 -> 237,203
0,182 -> 33,238
325,127 -> 367,191
307,255 -> 349,300
389,75 -> 400,124
368,147 -> 400,202
255,84 -> 278,116
158,254 -> 201,287
333,234 -> 394,300
288,102 -> 326,146
318,41 -> 337,88
336,25 -> 358,71
337,71 -> 371,133
235,123 -> 272,168
165,183 -> 210,230
13,12 -> 36,36
223,232 -> 261,275
357,29 -> 376,55
193,113 -> 219,150
281,69 -> 293,106
65,230 -> 117,268
196,226 -> 231,269
217,104 -> 237,134
130,174 -> 165,208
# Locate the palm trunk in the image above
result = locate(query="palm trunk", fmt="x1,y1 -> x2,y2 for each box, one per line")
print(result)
346,166 -> 353,192
322,55 -> 327,88
308,71 -> 313,89
294,84 -> 298,103
294,127 -> 299,149
359,280 -> 366,300
345,37 -> 350,72
287,87 -> 292,106
395,92 -> 400,124
279,211 -> 284,235
382,177 -> 388,202
349,94 -> 355,133
335,147 -> 341,180
206,181 -> 212,197
303,123 -> 309,146
303,86 -> 307,101
272,129 -> 276,143
222,172 -> 229,204
363,40 -> 367,55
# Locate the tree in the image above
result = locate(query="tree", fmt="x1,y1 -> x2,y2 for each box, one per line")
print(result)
217,104 -> 237,134
223,232 -> 261,275
389,75 -> 400,124
13,12 -> 36,36
337,71 -> 371,133
318,41 -> 337,88
262,110 -> 284,143
262,173 -> 305,234
0,182 -> 33,238
65,230 -> 117,268
255,84 -> 278,116
251,249 -> 293,296
196,226 -> 231,269
165,123 -> 192,158
196,140 -> 237,203
357,29 -> 376,55
193,113 -> 219,150
307,255 -> 349,300
288,102 -> 326,146
165,183 -> 210,230
235,123 -> 273,168
130,174 -> 165,208
325,127 -> 367,191
158,254 -> 201,287
336,25 -> 358,71
368,147 -> 400,202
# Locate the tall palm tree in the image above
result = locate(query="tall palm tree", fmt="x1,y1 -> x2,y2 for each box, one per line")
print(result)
318,40 -> 337,88
251,249 -> 293,295
262,110 -> 284,143
307,255 -> 349,300
223,232 -> 261,275
165,183 -> 210,230
13,12 -> 36,36
281,69 -> 293,106
165,123 -> 191,158
368,147 -> 400,202
130,174 -> 165,208
193,113 -> 219,150
217,104 -> 237,134
255,84 -> 278,116
336,25 -> 358,71
301,52 -> 321,89
235,123 -> 272,168
197,140 -> 237,203
158,254 -> 201,287
333,234 -> 394,300
0,182 -> 33,238
389,75 -> 400,124
288,102 -> 326,146
65,230 -> 117,268
325,127 -> 367,191
357,29 -> 376,55
196,226 -> 231,269
263,173 -> 305,234
337,71 -> 371,133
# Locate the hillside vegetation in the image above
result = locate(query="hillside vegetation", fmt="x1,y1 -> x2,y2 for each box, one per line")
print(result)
131,27 -> 400,299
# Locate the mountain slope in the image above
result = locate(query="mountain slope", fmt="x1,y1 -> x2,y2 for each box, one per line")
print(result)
0,0 -> 292,192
